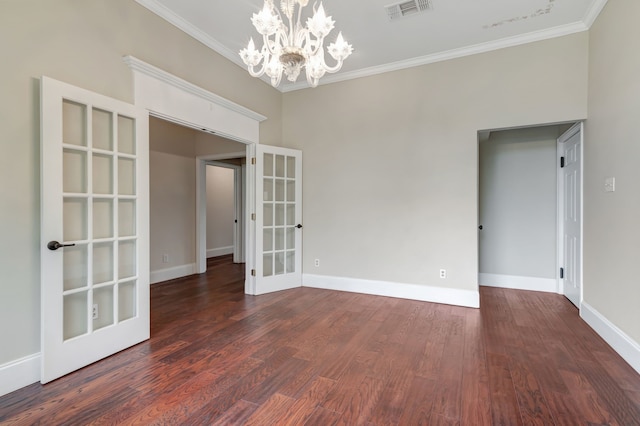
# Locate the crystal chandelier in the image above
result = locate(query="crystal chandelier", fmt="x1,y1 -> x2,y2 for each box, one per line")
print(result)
239,0 -> 353,88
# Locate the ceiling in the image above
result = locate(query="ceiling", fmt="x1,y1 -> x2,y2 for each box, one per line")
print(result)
136,0 -> 607,92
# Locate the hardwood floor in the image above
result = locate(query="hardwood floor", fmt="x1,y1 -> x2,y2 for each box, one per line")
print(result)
2,255 -> 640,425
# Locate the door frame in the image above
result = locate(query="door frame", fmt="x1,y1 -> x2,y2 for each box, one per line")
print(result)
124,56 -> 265,294
477,122 -> 583,297
556,121 -> 584,302
195,153 -> 246,273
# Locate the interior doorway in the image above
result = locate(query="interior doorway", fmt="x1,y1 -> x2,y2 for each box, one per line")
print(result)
148,117 -> 247,284
477,122 -> 582,300
197,157 -> 247,273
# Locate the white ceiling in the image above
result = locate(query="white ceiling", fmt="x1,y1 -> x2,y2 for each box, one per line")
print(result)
136,0 -> 607,92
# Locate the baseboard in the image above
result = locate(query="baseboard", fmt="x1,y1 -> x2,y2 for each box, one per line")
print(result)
206,246 -> 234,258
150,263 -> 196,284
0,353 -> 40,397
581,302 -> 640,375
479,273 -> 557,293
302,274 -> 479,308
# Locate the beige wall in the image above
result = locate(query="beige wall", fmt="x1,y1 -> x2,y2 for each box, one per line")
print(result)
585,0 -> 640,344
283,33 -> 588,290
0,0 -> 280,366
206,166 -> 235,254
149,118 -> 197,272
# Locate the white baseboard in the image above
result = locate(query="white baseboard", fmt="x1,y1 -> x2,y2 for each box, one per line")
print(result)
150,263 -> 196,284
206,246 -> 234,258
302,274 -> 479,308
0,353 -> 40,397
581,302 -> 640,375
479,273 -> 557,293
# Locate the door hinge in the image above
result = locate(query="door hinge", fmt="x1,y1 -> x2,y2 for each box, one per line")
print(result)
251,269 -> 256,276
560,267 -> 564,279
251,157 -> 256,165
251,213 -> 256,221
560,157 -> 565,168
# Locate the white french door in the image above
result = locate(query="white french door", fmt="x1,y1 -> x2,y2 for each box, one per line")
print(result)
558,123 -> 582,308
252,145 -> 302,294
40,77 -> 149,383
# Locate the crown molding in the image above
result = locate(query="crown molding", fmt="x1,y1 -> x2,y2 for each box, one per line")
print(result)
134,0 -> 273,88
280,21 -> 589,92
583,0 -> 609,28
122,55 -> 266,122
136,0 -> 603,94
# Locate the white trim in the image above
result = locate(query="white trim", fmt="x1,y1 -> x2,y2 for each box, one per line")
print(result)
133,0 -> 600,93
150,263 -> 197,284
123,56 -> 259,295
581,302 -> 640,375
280,22 -> 588,92
0,353 -> 40,397
207,246 -> 234,258
479,273 -> 558,293
303,274 -> 479,308
123,56 -> 263,144
131,0 -> 275,86
557,122 -> 584,307
123,55 -> 266,122
583,0 -> 609,28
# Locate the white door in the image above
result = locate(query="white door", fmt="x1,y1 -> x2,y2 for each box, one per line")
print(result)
40,77 -> 150,383
252,145 -> 302,294
558,123 -> 582,307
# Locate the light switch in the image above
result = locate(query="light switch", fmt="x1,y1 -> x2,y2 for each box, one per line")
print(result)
605,177 -> 615,192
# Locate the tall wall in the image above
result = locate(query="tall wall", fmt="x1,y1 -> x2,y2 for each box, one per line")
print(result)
283,33 -> 588,296
585,0 -> 640,345
0,0 -> 281,368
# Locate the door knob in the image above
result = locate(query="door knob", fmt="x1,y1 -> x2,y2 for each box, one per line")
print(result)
47,241 -> 76,251
478,225 -> 483,230
295,224 -> 303,229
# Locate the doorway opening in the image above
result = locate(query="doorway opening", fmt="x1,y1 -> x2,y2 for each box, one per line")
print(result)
477,122 -> 582,305
148,116 -> 248,284
197,156 -> 247,273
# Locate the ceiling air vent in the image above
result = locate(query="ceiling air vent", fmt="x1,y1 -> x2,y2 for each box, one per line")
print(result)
385,0 -> 433,21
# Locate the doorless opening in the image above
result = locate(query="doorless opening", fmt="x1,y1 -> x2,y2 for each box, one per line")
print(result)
477,122 -> 581,297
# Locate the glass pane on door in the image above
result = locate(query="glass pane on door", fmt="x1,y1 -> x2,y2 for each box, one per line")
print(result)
261,150 -> 299,278
60,97 -> 140,341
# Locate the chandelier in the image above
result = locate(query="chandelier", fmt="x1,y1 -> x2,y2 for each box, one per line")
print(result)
239,0 -> 353,88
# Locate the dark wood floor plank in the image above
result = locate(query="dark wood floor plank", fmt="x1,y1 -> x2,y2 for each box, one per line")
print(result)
243,393 -> 297,426
396,376 -> 438,425
486,352 -> 524,426
333,375 -> 386,425
2,258 -> 640,425
303,406 -> 341,426
508,357 -> 556,425
272,376 -> 337,425
461,309 -> 492,426
429,313 -> 465,423
210,399 -> 260,426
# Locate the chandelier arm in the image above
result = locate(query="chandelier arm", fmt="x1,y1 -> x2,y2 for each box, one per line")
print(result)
318,57 -> 344,74
305,68 -> 320,88
247,50 -> 271,78
300,30 -> 323,58
263,32 -> 281,57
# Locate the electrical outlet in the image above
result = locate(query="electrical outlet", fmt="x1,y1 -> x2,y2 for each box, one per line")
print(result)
92,304 -> 98,320
439,269 -> 447,279
314,259 -> 320,267
162,254 -> 169,263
